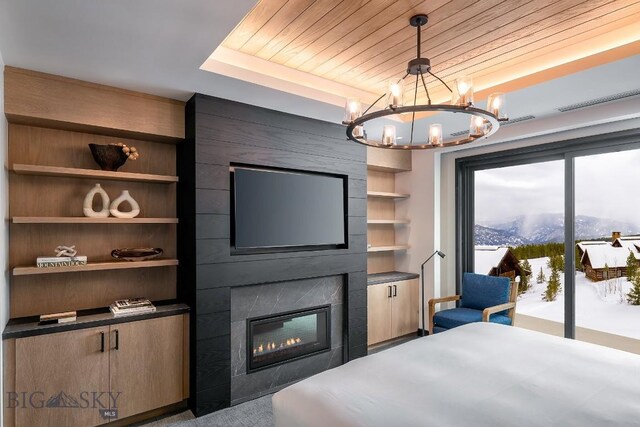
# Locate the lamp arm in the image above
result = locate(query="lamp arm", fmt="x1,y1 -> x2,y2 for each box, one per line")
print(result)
421,250 -> 440,269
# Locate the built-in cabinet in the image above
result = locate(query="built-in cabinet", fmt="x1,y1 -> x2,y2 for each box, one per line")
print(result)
367,279 -> 419,345
7,315 -> 187,427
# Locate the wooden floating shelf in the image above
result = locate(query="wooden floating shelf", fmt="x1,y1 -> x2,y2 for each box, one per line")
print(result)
12,259 -> 179,276
12,164 -> 178,183
12,217 -> 179,224
367,191 -> 409,199
367,245 -> 410,253
367,219 -> 410,225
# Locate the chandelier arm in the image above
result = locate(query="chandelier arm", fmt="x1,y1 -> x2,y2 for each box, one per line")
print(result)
428,70 -> 453,93
419,70 -> 431,105
361,92 -> 387,117
409,74 -> 419,145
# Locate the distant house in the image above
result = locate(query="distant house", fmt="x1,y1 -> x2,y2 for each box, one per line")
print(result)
475,246 -> 530,280
578,232 -> 640,281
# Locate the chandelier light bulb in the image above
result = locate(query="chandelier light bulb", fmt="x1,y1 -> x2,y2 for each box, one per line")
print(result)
487,92 -> 507,120
382,125 -> 397,146
429,124 -> 443,145
469,115 -> 485,137
344,98 -> 362,123
387,80 -> 404,108
455,76 -> 474,105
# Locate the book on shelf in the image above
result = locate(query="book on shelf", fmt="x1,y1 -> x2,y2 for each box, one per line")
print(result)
39,311 -> 77,325
36,256 -> 87,268
109,298 -> 156,317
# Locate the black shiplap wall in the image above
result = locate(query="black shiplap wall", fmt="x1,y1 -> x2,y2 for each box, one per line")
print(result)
178,94 -> 368,416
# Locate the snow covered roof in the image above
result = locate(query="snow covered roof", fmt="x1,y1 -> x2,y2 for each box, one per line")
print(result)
474,246 -> 510,275
581,245 -> 633,269
576,241 -> 608,253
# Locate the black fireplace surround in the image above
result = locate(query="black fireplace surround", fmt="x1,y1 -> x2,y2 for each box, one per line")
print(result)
178,94 -> 368,416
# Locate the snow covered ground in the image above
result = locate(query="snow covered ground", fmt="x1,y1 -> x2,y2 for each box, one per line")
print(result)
517,257 -> 640,339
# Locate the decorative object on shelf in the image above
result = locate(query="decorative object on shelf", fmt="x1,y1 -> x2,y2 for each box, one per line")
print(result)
55,245 -> 77,257
83,183 -> 110,217
37,245 -> 88,267
89,143 -> 129,171
419,250 -> 446,336
111,247 -> 163,261
109,190 -> 140,218
109,298 -> 156,317
342,14 -> 508,150
39,311 -> 77,325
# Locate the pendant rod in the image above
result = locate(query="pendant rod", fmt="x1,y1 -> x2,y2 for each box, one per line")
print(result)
409,74 -> 419,145
420,70 -> 431,105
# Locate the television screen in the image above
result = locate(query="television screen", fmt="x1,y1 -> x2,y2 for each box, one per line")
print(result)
232,166 -> 346,252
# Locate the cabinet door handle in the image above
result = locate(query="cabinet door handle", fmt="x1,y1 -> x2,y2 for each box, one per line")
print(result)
114,329 -> 119,350
393,285 -> 397,297
100,332 -> 105,353
387,286 -> 392,298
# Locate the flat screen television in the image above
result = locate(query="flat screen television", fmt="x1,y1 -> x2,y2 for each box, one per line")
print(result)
231,165 -> 347,254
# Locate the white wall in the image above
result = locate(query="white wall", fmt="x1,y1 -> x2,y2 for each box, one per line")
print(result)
0,49 -> 8,427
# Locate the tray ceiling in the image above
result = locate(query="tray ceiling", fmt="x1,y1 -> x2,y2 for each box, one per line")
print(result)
202,0 -> 640,110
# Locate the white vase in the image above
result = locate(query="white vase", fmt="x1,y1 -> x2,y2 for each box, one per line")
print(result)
83,184 -> 110,218
109,190 -> 140,218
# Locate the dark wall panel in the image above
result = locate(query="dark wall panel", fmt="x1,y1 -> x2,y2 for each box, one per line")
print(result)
179,94 -> 368,417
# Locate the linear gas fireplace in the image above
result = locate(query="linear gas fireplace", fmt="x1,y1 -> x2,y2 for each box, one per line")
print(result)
247,305 -> 331,373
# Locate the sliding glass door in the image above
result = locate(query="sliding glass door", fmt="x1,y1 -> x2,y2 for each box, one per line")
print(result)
457,128 -> 640,349
474,160 -> 565,335
574,149 -> 640,342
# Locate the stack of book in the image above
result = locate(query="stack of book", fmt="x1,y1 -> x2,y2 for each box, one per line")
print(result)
39,311 -> 77,324
109,298 -> 156,317
37,256 -> 87,268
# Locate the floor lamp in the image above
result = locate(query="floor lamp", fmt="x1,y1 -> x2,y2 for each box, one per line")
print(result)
420,250 -> 446,336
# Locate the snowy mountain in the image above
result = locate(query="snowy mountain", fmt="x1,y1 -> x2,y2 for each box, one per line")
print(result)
477,214 -> 640,245
46,391 -> 81,408
474,225 -> 530,246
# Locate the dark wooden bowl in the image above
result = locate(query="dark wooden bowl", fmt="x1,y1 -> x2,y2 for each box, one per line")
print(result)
89,144 -> 128,171
111,248 -> 163,262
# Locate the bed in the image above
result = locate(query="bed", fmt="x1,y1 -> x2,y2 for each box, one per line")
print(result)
272,322 -> 640,426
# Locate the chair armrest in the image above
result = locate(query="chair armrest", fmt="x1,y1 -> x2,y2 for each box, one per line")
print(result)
428,295 -> 460,335
482,302 -> 516,322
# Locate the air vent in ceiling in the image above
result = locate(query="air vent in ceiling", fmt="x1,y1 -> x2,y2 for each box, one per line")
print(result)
449,115 -> 536,136
558,89 -> 640,112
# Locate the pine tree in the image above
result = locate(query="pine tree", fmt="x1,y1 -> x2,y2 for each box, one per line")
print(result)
627,274 -> 640,305
626,251 -> 637,282
518,259 -> 532,295
536,267 -> 546,284
542,268 -> 561,302
575,247 -> 583,272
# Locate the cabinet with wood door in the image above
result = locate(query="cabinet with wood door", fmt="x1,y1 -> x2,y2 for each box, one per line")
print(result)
367,279 -> 419,345
3,314 -> 188,427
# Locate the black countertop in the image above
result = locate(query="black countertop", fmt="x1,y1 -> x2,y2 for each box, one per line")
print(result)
3,301 -> 189,340
367,271 -> 420,286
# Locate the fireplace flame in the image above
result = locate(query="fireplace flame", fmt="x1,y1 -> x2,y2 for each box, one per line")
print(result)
253,337 -> 303,355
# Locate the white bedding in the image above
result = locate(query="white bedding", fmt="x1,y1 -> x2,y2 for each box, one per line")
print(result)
272,323 -> 640,426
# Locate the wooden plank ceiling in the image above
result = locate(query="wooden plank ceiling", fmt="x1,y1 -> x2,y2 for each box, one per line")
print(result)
212,0 -> 640,107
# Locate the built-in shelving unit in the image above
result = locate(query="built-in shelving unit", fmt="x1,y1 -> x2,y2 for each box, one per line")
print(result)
12,163 -> 178,183
12,259 -> 179,276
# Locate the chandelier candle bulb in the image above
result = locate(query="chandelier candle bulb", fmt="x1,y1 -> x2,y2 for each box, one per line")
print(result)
429,124 -> 443,145
470,115 -> 485,137
352,125 -> 365,139
344,98 -> 362,122
487,93 -> 507,120
387,80 -> 404,108
382,125 -> 397,146
455,76 -> 474,105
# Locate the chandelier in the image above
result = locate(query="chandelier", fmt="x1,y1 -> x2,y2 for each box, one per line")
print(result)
342,14 -> 508,150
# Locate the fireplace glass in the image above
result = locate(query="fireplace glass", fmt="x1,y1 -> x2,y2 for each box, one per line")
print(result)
247,305 -> 331,373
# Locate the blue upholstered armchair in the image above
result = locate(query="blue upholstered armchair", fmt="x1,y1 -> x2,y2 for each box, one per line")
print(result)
428,273 -> 517,334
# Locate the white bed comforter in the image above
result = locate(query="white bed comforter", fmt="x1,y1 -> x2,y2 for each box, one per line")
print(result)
273,322 -> 640,426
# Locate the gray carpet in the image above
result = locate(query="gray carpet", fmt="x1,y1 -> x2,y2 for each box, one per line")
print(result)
164,395 -> 273,427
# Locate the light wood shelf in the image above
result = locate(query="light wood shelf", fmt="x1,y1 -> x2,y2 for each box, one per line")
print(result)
12,163 -> 179,183
12,217 -> 179,224
367,191 -> 409,199
12,259 -> 179,276
367,245 -> 410,253
367,219 -> 410,225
